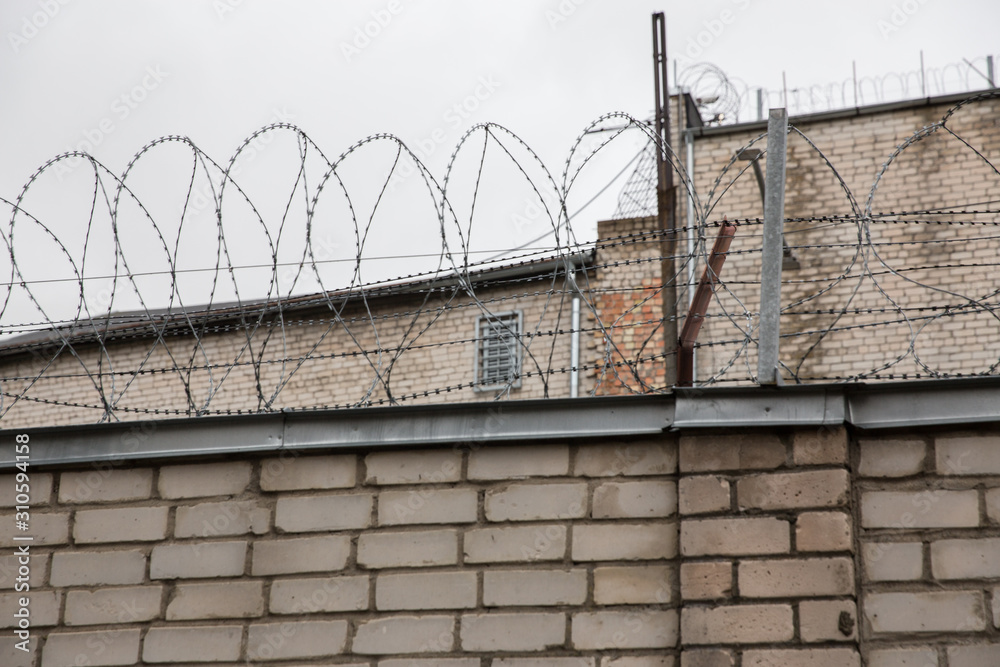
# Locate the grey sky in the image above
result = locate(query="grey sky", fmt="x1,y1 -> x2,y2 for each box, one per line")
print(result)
1,0 -> 997,325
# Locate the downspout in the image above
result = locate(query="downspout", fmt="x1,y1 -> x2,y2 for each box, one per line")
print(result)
570,270 -> 580,398
684,127 -> 697,382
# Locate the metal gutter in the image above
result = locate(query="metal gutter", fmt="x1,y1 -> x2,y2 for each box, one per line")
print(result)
3,378 -> 999,470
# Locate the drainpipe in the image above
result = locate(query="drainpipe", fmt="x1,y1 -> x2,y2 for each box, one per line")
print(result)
570,270 -> 580,398
684,128 -> 697,382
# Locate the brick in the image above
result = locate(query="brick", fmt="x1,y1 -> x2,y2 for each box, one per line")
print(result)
64,586 -> 162,625
462,612 -> 564,651
175,500 -> 270,537
469,444 -> 569,479
799,600 -> 857,642
359,529 -> 458,568
867,648 -> 939,667
274,492 -> 372,532
0,512 -> 68,546
0,472 -> 51,505
365,449 -> 461,484
593,480 -> 676,518
58,468 -> 152,504
572,610 -> 678,649
606,658 -> 675,667
42,629 -> 140,666
143,625 -> 243,663
679,433 -> 785,473
167,581 -> 263,619
680,517 -> 789,556
50,550 -> 145,586
796,511 -> 852,552
484,568 -> 587,606
158,461 -> 251,498
464,525 -> 566,562
379,488 -> 477,525
680,650 -> 732,667
247,620 -> 349,660
680,561 -> 731,600
383,661 -> 480,667
72,506 -> 168,543
495,660 -> 594,667
948,645 -> 1000,667
486,482 -> 587,521
680,604 -> 793,644
936,434 -> 1000,474
252,535 -> 350,575
985,487 -> 1000,524
739,557 -> 854,598
354,615 -> 454,654
678,476 -> 730,515
0,553 -> 46,590
994,586 -> 1000,629
737,469 -> 849,510
150,541 -> 246,579
270,575 -> 368,613
742,648 -> 860,667
862,541 -> 923,581
377,571 -> 476,610
793,426 -> 848,465
859,438 -> 926,477
0,590 -> 59,627
864,591 -> 986,633
573,522 -> 676,561
594,565 -> 674,605
860,490 -> 979,528
574,440 -> 676,476
931,537 -> 1000,579
260,453 -> 356,490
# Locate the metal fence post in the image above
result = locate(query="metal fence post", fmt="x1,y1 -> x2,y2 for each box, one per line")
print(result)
758,108 -> 788,385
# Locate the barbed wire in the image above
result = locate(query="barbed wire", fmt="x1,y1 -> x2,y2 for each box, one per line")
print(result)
0,91 -> 998,425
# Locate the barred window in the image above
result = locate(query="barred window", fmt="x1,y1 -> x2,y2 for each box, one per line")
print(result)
475,311 -> 522,390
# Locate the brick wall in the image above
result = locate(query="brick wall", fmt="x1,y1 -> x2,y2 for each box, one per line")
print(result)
3,421 -> 998,665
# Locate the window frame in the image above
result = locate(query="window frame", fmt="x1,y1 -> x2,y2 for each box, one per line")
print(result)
473,310 -> 523,392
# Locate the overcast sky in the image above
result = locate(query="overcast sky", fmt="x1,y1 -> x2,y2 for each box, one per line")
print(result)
1,0 -> 997,324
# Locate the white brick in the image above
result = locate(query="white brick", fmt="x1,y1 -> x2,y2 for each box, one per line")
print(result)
274,492 -> 371,532
175,500 -> 270,537
0,472 -> 51,506
680,517 -> 789,556
594,565 -> 674,605
484,569 -> 587,606
50,550 -> 146,587
495,660 -> 595,667
465,525 -> 567,562
742,649 -> 860,667
252,535 -> 351,575
378,488 -> 477,525
737,470 -> 849,510
377,571 -> 476,610
158,461 -> 251,498
359,529 -> 458,568
796,512 -> 852,552
150,541 -> 246,579
72,506 -> 168,543
859,438 -> 926,477
365,449 -> 461,484
575,441 -> 676,477
593,480 -> 677,518
58,468 -> 152,504
0,553 -> 46,590
64,586 -> 162,625
247,620 -> 349,660
0,512 -> 68,547
862,542 -> 923,581
573,523 -> 677,561
469,444 -> 569,480
931,538 -> 1000,579
987,487 -> 1000,524
681,604 -> 794,644
678,475 -> 730,515
0,590 -> 59,628
260,453 -> 356,490
462,612 -> 565,651
143,625 -> 242,663
867,648 -> 938,667
270,575 -> 369,613
936,434 -> 1000,474
738,558 -> 854,598
42,629 -> 140,666
354,615 -> 454,654
572,610 -> 678,649
864,591 -> 986,633
860,490 -> 979,528
486,482 -> 587,521
799,599 -> 857,642
167,581 -> 264,619
948,645 -> 1000,667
